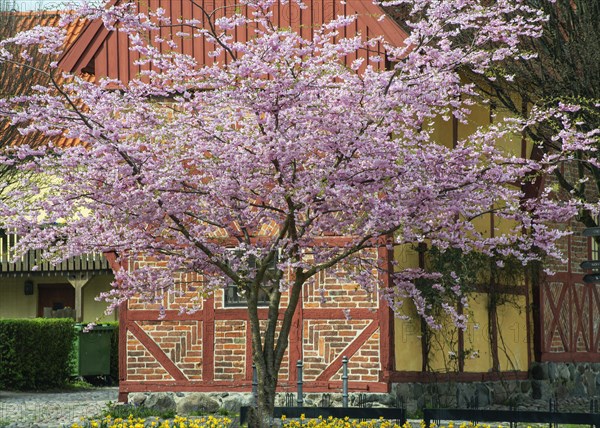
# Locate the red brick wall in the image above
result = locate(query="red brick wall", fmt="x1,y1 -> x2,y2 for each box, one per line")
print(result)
214,320 -> 246,381
126,320 -> 204,381
119,248 -> 389,393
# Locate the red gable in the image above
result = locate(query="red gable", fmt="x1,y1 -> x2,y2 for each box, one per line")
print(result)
59,0 -> 408,80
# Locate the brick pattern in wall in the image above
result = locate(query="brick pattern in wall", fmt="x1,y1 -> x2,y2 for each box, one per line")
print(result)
120,247 -> 388,393
302,319 -> 377,381
542,159 -> 597,276
330,330 -> 380,382
539,161 -> 600,361
544,282 -> 568,353
214,320 -> 246,381
128,320 -> 204,381
258,320 -> 290,382
542,278 -> 600,357
126,257 -> 205,312
304,254 -> 379,309
126,330 -> 174,381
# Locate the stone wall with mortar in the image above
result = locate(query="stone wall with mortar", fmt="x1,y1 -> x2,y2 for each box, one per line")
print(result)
129,362 -> 600,417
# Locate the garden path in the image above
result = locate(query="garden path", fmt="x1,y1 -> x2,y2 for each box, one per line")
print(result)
0,387 -> 118,427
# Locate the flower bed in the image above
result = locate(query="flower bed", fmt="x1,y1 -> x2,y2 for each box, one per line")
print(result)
70,415 -> 233,428
282,421 -> 530,428
281,415 -> 405,427
72,415 -> 533,428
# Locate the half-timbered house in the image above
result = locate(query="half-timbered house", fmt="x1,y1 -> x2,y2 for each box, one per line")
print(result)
17,0 -> 598,408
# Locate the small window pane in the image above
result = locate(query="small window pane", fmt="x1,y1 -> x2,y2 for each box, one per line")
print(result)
223,250 -> 277,307
224,284 -> 269,307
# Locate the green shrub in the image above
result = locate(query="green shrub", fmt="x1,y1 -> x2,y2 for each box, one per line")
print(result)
0,318 -> 75,390
105,321 -> 119,383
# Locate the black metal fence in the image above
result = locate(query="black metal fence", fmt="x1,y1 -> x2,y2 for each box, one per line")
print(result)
242,358 -> 600,427
425,398 -> 600,428
423,408 -> 600,428
241,357 -> 407,424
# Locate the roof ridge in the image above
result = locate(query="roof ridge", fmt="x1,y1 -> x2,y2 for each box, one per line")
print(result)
0,10 -> 62,16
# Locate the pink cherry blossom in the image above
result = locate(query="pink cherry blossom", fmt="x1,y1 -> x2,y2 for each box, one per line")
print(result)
0,0 -> 597,421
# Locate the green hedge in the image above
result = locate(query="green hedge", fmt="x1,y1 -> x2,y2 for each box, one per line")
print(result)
105,321 -> 119,382
0,318 -> 75,390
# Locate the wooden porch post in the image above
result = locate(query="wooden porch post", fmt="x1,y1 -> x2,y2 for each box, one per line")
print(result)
67,273 -> 93,322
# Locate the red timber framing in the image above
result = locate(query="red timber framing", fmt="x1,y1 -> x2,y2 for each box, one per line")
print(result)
516,99 -> 600,363
539,234 -> 600,362
106,247 -> 395,401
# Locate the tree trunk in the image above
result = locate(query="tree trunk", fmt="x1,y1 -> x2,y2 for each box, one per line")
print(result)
248,370 -> 278,428
245,270 -> 304,427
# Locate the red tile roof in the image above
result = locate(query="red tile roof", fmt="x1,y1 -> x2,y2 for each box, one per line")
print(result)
1,10 -> 90,148
59,0 -> 408,80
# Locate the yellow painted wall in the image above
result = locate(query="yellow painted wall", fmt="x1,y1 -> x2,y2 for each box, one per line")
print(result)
83,274 -> 118,322
471,212 -> 492,239
393,244 -> 423,371
421,294 -> 494,373
0,274 -> 115,322
394,305 -> 423,372
463,292 -> 492,372
427,323 -> 460,372
0,277 -> 38,318
457,102 -> 490,143
393,291 -> 529,373
426,115 -> 454,149
492,104 -> 524,157
392,98 -> 532,374
393,244 -> 420,270
496,295 -> 529,371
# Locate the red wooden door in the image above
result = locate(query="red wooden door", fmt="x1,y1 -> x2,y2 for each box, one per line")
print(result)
37,284 -> 75,317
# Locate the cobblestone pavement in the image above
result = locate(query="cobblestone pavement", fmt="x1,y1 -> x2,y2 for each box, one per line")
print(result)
0,387 -> 118,428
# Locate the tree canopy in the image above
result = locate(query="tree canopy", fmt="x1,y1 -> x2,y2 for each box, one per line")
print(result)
0,0 -> 598,422
449,0 -> 600,228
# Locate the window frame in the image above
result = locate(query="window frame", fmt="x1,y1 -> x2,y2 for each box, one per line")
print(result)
222,249 -> 279,308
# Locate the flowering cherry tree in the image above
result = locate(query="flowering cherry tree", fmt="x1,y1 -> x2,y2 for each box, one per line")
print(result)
0,0 -> 597,422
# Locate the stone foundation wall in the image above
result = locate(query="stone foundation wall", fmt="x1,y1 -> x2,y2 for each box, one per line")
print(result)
392,363 -> 600,415
127,390 -> 399,416
128,363 -> 600,417
530,362 -> 600,400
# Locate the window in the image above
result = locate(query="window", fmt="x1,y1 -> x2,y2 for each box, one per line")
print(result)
224,283 -> 269,307
223,250 -> 278,307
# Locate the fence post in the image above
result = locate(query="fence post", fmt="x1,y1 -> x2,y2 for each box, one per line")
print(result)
342,356 -> 349,408
297,359 -> 303,407
423,409 -> 431,428
285,393 -> 294,407
509,404 -> 516,428
590,398 -> 598,428
396,396 -> 405,410
549,398 -> 558,428
252,364 -> 258,406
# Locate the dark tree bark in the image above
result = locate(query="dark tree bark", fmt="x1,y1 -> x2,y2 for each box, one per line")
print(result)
387,0 -> 600,228
473,1 -> 599,225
